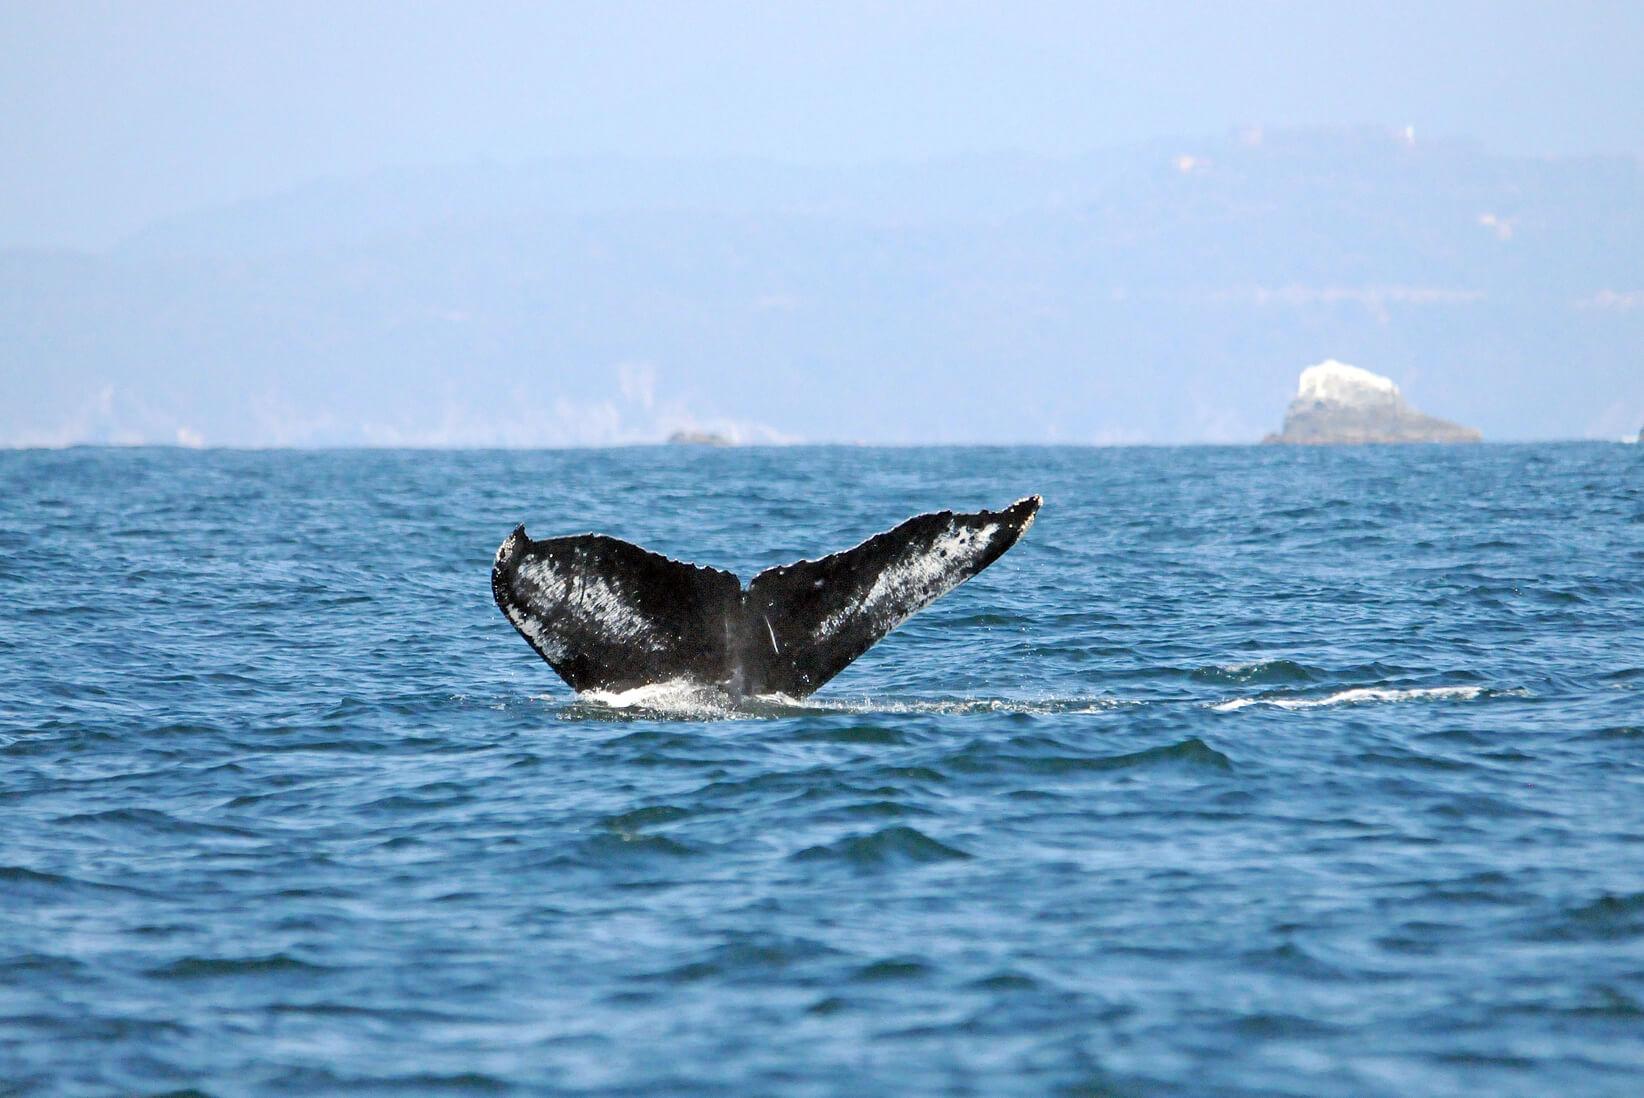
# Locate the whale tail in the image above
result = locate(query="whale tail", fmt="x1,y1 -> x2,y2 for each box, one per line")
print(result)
492,496 -> 1040,698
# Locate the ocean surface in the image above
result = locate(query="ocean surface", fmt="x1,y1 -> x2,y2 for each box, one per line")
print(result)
2,443 -> 1641,1097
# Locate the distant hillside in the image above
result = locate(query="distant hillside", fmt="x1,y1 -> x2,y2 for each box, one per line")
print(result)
4,129 -> 1641,446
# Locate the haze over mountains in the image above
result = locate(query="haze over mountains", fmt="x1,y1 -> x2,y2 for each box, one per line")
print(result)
4,127 -> 1641,446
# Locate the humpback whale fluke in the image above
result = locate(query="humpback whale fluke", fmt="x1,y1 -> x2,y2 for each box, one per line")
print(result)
492,496 -> 1041,698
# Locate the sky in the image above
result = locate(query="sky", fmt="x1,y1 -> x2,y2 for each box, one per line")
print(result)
2,2 -> 1641,447
4,0 -> 1643,249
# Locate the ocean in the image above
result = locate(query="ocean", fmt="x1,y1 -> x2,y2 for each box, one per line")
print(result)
1,443 -> 1640,1096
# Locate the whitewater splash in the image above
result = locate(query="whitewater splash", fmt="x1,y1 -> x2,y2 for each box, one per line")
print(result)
556,680 -> 1130,721
1209,685 -> 1493,712
552,682 -> 1513,721
570,679 -> 755,720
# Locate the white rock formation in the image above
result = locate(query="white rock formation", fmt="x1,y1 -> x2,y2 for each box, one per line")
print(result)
1296,360 -> 1399,405
1266,360 -> 1480,444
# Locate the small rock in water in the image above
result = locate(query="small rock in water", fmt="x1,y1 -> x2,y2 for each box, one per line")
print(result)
668,429 -> 734,446
1264,359 -> 1481,444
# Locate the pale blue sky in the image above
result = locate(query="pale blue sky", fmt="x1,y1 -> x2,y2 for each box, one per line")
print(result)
3,1 -> 1642,248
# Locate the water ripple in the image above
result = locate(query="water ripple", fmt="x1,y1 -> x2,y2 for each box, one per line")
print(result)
2,443 -> 1641,1096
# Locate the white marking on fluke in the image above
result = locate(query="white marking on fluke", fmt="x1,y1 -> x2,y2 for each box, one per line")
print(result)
516,558 -> 666,653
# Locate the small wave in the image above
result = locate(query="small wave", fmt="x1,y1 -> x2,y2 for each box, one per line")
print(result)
579,831 -> 698,861
792,825 -> 972,867
0,865 -> 155,898
262,1070 -> 509,1093
52,807 -> 260,839
147,953 -> 330,979
1534,891 -> 1644,942
968,970 -> 1040,992
1210,685 -> 1495,712
603,805 -> 691,832
853,957 -> 931,982
653,934 -> 839,983
786,723 -> 908,745
1190,659 -> 1318,686
1008,736 -> 1234,775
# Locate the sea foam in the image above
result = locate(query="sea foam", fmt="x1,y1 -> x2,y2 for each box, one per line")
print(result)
1210,685 -> 1489,712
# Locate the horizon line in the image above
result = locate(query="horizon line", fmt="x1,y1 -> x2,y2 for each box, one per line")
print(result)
3,437 -> 1623,455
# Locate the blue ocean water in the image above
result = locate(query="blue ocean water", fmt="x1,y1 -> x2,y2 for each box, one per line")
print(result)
1,443 -> 1641,1096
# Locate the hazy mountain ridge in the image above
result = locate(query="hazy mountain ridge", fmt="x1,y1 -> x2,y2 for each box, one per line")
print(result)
5,129 -> 1641,446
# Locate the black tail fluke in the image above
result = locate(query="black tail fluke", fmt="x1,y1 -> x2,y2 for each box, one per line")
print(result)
492,497 -> 1040,698
491,526 -> 742,694
741,496 -> 1040,695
